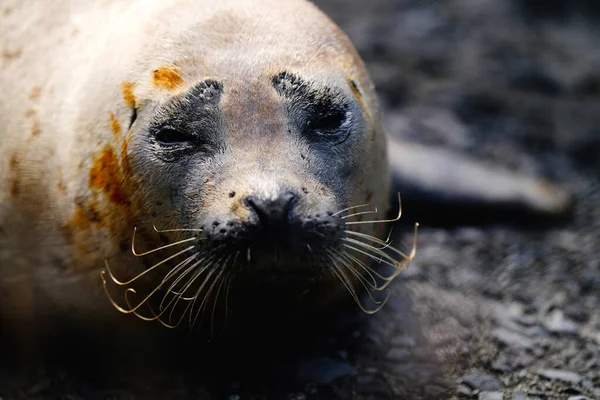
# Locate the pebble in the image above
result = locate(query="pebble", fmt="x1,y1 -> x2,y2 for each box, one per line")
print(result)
491,328 -> 535,349
478,391 -> 503,400
536,369 -> 583,384
459,370 -> 503,392
567,397 -> 592,400
543,310 -> 579,334
513,390 -> 527,400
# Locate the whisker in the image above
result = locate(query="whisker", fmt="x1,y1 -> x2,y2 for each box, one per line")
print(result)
153,224 -> 204,233
328,255 -> 389,314
340,251 -> 381,286
220,269 -> 235,335
159,256 -> 212,312
341,251 -> 401,287
344,193 -> 404,226
328,249 -> 381,302
101,270 -> 166,315
191,255 -> 229,331
161,253 -> 201,289
331,203 -> 370,217
131,227 -> 196,257
344,238 -> 406,265
208,258 -> 233,342
129,253 -> 221,326
345,230 -> 415,260
343,243 -> 409,277
104,245 -> 195,286
340,207 -> 378,220
153,255 -> 223,329
218,251 -> 239,336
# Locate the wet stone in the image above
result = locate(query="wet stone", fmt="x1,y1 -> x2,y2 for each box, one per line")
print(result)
459,370 -> 503,392
478,391 -> 503,400
537,369 -> 583,384
543,310 -> 579,334
491,327 -> 535,349
513,390 -> 527,400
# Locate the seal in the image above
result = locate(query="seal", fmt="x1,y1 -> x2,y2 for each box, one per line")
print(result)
0,0 -> 570,340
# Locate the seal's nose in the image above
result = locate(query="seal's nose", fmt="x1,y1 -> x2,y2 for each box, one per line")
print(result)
245,191 -> 295,228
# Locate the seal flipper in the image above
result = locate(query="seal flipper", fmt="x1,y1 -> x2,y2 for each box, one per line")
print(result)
387,137 -> 573,226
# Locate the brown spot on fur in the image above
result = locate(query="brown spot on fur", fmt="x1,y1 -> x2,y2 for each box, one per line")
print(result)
11,178 -> 20,196
31,119 -> 41,137
24,109 -> 40,137
29,86 -> 41,100
121,81 -> 136,108
57,180 -> 67,193
153,66 -> 182,90
70,203 -> 104,229
120,137 -> 133,180
9,154 -> 20,196
365,190 -> 374,203
109,112 -> 121,137
89,146 -> 130,206
2,48 -> 22,59
9,153 -> 18,170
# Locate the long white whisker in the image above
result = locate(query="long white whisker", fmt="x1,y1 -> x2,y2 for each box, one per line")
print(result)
131,227 -> 196,256
105,245 -> 195,286
341,207 -> 378,220
153,224 -> 204,233
332,203 -> 370,217
344,193 -> 403,225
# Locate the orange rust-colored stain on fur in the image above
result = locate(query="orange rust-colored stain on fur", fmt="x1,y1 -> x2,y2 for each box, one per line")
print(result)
31,119 -> 41,137
9,154 -> 20,196
109,112 -> 122,137
57,179 -> 67,193
29,86 -> 41,100
9,153 -> 18,170
120,81 -> 136,108
153,66 -> 183,90
89,146 -> 130,206
25,109 -> 41,137
69,203 -> 103,229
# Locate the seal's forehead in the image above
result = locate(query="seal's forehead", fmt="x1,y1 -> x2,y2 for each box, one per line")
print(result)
141,0 -> 362,77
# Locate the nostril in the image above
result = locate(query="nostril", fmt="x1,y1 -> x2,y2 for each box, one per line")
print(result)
245,191 -> 296,226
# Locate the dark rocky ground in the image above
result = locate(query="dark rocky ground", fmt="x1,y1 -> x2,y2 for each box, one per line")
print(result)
2,0 -> 599,399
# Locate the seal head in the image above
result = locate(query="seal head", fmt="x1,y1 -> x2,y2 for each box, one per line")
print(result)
91,0 -> 407,328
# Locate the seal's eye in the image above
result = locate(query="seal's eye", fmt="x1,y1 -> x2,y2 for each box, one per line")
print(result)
155,128 -> 196,144
305,107 -> 347,135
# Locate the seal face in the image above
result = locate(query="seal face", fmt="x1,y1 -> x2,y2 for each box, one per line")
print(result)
109,63 -> 408,326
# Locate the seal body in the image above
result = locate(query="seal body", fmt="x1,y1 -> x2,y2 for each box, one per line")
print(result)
0,0 -> 392,338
